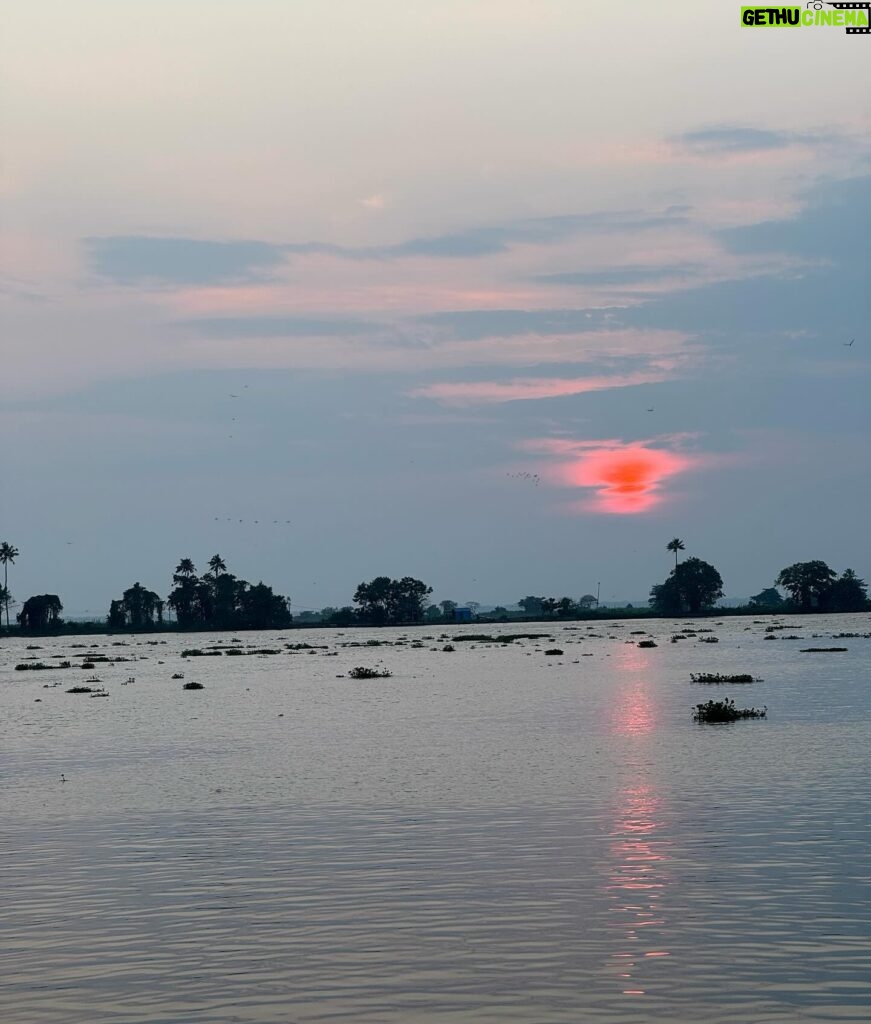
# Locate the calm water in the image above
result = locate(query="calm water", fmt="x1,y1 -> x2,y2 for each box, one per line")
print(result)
2,615 -> 870,1022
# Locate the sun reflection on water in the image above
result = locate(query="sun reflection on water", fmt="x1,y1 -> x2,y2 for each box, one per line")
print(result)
603,783 -> 672,996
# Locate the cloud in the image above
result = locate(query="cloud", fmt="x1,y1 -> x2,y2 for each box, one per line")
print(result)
85,236 -> 287,286
408,371 -> 668,406
414,307 -> 620,340
533,263 -> 698,287
359,194 -> 387,210
84,205 -> 690,287
177,315 -> 379,338
720,173 -> 870,264
527,438 -> 694,514
669,125 -> 838,157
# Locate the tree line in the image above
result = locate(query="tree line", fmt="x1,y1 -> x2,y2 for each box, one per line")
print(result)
1,536 -> 868,634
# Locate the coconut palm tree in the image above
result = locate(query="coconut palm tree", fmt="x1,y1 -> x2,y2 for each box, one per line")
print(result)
208,554 -> 227,579
0,542 -> 19,628
666,537 -> 685,571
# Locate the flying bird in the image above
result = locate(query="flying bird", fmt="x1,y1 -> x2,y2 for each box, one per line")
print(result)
844,338 -> 855,347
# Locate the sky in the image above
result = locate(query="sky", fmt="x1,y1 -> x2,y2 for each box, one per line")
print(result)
2,1 -> 870,617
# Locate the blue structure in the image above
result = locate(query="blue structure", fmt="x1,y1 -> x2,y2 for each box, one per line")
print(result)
454,607 -> 473,622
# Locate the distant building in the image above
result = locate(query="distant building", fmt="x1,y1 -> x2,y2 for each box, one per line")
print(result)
454,607 -> 473,622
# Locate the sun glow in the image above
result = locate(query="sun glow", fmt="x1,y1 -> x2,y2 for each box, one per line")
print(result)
559,445 -> 691,513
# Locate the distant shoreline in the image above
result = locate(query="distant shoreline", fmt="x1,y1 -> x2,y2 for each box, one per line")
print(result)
1,604 -> 861,639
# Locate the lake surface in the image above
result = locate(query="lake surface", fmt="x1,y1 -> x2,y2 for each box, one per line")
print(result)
2,614 -> 871,1022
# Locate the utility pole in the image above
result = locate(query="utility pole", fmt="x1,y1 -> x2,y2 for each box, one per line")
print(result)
596,581 -> 600,611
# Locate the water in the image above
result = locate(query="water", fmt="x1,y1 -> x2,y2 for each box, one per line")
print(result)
2,615 -> 870,1022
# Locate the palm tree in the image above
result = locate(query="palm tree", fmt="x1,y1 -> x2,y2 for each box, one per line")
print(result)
208,554 -> 227,579
666,537 -> 685,571
174,558 -> 196,580
0,542 -> 19,628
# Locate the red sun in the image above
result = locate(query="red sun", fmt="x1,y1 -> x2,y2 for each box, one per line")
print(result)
561,446 -> 690,514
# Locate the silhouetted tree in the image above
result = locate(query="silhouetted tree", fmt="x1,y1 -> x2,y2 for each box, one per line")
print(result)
649,577 -> 684,615
0,541 -> 19,628
107,583 -> 164,628
650,557 -> 723,614
666,537 -> 685,571
518,596 -> 545,616
18,594 -> 63,631
749,587 -> 785,609
353,576 -> 432,624
829,569 -> 868,613
237,582 -> 292,628
169,558 -> 200,625
775,561 -> 837,612
578,594 -> 597,611
207,554 -> 227,579
556,597 -> 576,617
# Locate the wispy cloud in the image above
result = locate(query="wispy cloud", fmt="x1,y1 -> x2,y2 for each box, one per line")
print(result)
85,236 -> 287,286
178,315 -> 379,338
669,125 -> 840,157
408,371 -> 668,406
533,263 -> 698,287
84,205 -> 690,286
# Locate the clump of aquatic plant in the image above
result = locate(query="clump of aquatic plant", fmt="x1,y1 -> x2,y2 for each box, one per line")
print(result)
691,673 -> 758,684
66,685 -> 96,694
698,636 -> 719,643
181,649 -> 223,658
544,648 -> 564,656
451,633 -> 551,644
349,666 -> 392,679
15,661 -> 72,671
800,647 -> 847,653
442,644 -> 455,652
693,698 -> 766,723
637,640 -> 658,648
171,672 -> 184,679
182,681 -> 205,690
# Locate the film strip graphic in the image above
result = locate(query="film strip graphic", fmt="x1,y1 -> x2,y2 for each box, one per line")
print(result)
826,2 -> 871,33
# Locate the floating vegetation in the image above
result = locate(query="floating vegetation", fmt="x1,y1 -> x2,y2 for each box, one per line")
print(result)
349,666 -> 392,679
181,649 -> 223,658
224,647 -> 281,656
544,648 -> 564,656
637,640 -> 658,648
15,661 -> 72,671
66,685 -> 97,694
171,672 -> 184,679
182,681 -> 205,690
442,644 -> 455,652
25,644 -> 42,650
451,633 -> 551,644
800,647 -> 848,653
691,673 -> 758,684
698,637 -> 720,643
285,643 -> 326,650
693,698 -> 767,723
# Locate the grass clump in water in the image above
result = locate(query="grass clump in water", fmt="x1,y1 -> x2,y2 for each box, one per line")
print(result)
691,673 -> 758,684
182,681 -> 205,690
16,661 -> 72,671
181,649 -> 223,658
693,698 -> 766,723
799,647 -> 848,653
544,648 -> 564,656
637,640 -> 658,648
348,666 -> 392,679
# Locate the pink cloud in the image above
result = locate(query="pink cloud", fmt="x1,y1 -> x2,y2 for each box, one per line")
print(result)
408,370 -> 668,406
